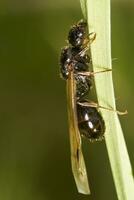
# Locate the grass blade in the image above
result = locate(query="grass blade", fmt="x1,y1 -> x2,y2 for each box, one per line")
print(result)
80,0 -> 134,199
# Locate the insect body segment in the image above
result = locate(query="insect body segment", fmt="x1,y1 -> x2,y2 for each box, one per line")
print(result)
60,46 -> 90,79
75,74 -> 92,100
77,102 -> 105,141
68,20 -> 87,47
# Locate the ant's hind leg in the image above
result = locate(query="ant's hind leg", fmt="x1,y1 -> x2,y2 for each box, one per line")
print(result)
77,101 -> 128,115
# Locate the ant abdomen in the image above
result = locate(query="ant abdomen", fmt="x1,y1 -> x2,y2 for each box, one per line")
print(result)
77,102 -> 105,141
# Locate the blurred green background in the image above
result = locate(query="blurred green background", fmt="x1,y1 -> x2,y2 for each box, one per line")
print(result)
0,0 -> 133,200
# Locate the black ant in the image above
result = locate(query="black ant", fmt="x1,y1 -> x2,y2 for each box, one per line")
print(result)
60,19 -> 105,141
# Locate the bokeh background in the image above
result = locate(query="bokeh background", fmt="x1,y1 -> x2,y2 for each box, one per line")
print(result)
0,0 -> 133,200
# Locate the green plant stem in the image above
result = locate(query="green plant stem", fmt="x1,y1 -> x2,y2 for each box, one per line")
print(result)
80,0 -> 134,199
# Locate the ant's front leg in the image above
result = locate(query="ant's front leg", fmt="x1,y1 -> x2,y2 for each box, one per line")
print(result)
83,32 -> 96,47
78,32 -> 96,57
87,32 -> 96,45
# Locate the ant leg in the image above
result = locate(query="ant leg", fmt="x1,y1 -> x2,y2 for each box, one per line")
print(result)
83,32 -> 96,46
78,32 -> 96,57
88,32 -> 96,44
78,46 -> 89,57
77,101 -> 128,115
77,69 -> 112,77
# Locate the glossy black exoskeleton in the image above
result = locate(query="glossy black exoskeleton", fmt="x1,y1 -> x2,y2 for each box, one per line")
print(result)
68,20 -> 87,47
77,102 -> 105,141
60,46 -> 90,79
60,19 -> 106,142
75,74 -> 92,100
60,20 -> 90,80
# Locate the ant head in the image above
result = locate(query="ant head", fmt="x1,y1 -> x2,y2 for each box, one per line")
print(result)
68,20 -> 87,47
